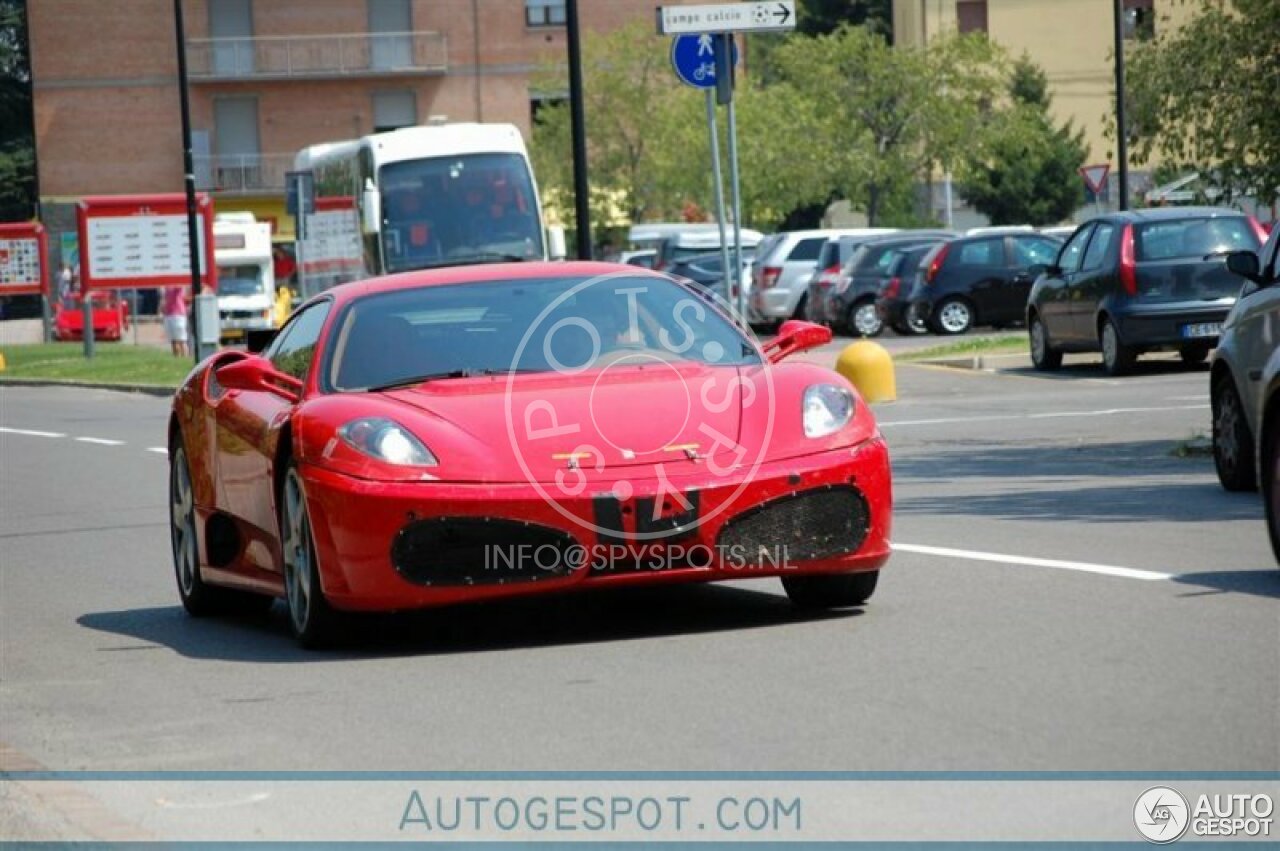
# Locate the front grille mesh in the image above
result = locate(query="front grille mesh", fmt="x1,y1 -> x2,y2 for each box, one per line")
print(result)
391,517 -> 578,587
716,485 -> 870,566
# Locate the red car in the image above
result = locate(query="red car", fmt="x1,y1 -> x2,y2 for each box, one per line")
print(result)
168,262 -> 892,646
53,292 -> 131,341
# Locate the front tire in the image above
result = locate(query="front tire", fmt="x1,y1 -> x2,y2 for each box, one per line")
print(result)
848,299 -> 884,338
1028,314 -> 1063,371
932,298 -> 973,335
782,571 -> 879,608
280,463 -> 342,648
1100,318 -> 1136,376
1213,373 -> 1257,491
1263,415 -> 1280,568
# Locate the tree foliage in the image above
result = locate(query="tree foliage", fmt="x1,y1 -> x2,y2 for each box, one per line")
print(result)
795,0 -> 892,37
958,56 -> 1088,226
0,0 -> 35,221
1123,0 -> 1280,204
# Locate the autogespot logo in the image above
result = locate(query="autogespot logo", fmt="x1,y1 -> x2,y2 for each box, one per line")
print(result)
503,272 -> 777,543
1134,786 -> 1191,844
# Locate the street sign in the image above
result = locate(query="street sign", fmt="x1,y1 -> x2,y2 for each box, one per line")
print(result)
670,33 -> 738,89
285,170 -> 315,219
657,1 -> 795,35
0,222 -> 48,297
76,194 -> 217,292
1079,163 -> 1111,195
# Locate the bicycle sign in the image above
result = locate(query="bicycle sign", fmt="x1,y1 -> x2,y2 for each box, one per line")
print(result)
670,32 -> 738,89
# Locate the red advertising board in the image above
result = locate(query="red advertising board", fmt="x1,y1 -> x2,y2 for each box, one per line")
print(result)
0,222 -> 49,296
76,194 -> 217,291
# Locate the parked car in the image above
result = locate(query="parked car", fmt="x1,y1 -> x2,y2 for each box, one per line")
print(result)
667,251 -> 752,304
653,228 -> 764,273
875,244 -> 949,336
619,249 -> 656,269
1039,225 -> 1078,241
53,291 -> 130,341
812,233 -> 954,335
1026,207 -> 1268,375
906,231 -> 1062,335
1210,225 -> 1280,494
750,229 -> 897,326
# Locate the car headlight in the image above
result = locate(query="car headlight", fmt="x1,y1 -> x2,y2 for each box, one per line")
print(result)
803,384 -> 855,438
337,417 -> 437,466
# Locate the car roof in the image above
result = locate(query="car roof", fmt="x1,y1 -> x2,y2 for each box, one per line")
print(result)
1101,205 -> 1252,223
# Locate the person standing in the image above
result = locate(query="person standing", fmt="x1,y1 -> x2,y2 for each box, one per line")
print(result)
162,286 -> 189,357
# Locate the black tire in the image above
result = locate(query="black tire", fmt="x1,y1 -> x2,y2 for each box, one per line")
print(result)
931,297 -> 973,335
1213,373 -> 1257,492
279,462 -> 343,648
1180,344 -> 1211,365
170,440 -> 272,617
782,570 -> 879,609
1263,413 -> 1280,568
1099,318 -> 1136,376
1028,314 -> 1063,372
792,294 -> 809,321
847,299 -> 884,338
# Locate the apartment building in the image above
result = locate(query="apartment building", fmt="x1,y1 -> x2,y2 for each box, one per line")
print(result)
29,0 -> 691,245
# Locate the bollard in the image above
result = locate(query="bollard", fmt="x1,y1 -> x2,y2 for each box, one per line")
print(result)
835,340 -> 896,403
0,351 -> 6,371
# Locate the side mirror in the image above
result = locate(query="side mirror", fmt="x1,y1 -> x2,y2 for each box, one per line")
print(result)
1026,264 -> 1047,278
1226,250 -> 1263,284
546,224 -> 567,261
215,355 -> 303,402
361,179 -> 381,236
1044,264 -> 1062,277
244,328 -> 277,354
762,319 -> 833,364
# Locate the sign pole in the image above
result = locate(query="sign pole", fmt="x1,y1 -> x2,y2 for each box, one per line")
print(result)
724,36 -> 745,319
174,0 -> 208,363
81,278 -> 94,359
705,90 -> 731,309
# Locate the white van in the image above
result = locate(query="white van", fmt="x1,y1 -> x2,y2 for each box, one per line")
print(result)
213,213 -> 276,343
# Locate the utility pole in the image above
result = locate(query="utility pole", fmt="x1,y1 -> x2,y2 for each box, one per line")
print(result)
1112,0 -> 1130,211
565,0 -> 592,259
173,0 -> 207,361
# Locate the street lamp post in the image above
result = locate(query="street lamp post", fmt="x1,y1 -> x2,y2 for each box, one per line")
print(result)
565,0 -> 591,260
173,0 -> 208,362
1112,0 -> 1130,211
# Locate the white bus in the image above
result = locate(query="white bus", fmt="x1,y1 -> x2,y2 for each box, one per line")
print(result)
293,122 -> 554,298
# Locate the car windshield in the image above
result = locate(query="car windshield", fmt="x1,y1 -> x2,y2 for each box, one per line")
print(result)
327,274 -> 760,391
217,264 -> 265,297
379,153 -> 544,272
1135,216 -> 1260,262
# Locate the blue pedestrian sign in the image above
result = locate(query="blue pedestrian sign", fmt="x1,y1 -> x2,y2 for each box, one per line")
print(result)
670,33 -> 737,89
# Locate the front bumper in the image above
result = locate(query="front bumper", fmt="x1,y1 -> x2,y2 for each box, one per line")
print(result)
301,439 -> 893,611
1112,301 -> 1233,348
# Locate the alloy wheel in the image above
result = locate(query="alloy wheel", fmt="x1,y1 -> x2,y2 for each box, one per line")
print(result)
281,468 -> 313,635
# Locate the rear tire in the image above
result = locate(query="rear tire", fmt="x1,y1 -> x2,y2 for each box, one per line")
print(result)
280,463 -> 343,648
1213,373 -> 1257,491
1099,318 -> 1136,376
783,571 -> 879,609
931,298 -> 973,335
1179,344 -> 1211,365
848,299 -> 884,338
1028,314 -> 1063,371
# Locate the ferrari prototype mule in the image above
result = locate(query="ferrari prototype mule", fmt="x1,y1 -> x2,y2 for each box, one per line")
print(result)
168,263 -> 892,645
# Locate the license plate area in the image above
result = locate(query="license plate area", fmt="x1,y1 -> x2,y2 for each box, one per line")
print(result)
1181,322 -> 1221,339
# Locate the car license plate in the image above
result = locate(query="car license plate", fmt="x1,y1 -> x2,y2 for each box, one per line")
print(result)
1181,322 -> 1221,339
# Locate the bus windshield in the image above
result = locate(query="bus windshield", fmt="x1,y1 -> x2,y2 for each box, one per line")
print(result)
379,153 -> 544,272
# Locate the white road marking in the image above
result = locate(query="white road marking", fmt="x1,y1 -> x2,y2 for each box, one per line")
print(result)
74,437 -> 125,446
881,403 -> 1209,428
893,542 -> 1173,582
1167,395 -> 1209,402
0,426 -> 66,438
146,447 -> 168,455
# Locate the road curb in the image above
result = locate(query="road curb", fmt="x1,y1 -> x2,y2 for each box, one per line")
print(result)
0,377 -> 175,397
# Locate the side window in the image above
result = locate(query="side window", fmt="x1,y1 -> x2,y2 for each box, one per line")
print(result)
956,238 -> 1004,267
787,237 -> 826,262
1057,225 -> 1093,274
1264,229 -> 1280,282
1081,223 -> 1116,271
267,301 -> 332,381
1012,237 -> 1060,267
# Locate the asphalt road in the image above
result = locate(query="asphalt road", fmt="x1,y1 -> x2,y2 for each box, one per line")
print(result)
1,352 -> 1276,776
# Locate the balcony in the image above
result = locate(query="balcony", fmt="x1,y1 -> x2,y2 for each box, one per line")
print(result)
194,154 -> 295,195
186,31 -> 448,81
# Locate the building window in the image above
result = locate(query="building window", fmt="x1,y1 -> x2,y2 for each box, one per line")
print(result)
369,0 -> 412,69
956,0 -> 988,35
213,97 -> 261,190
373,91 -> 417,132
1123,0 -> 1155,40
209,0 -> 254,75
527,0 -> 566,27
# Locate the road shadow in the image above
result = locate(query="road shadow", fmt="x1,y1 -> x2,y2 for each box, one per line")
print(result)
999,359 -> 1210,380
1171,568 -> 1280,599
77,581 -> 859,662
896,480 -> 1261,524
893,439 -> 1213,483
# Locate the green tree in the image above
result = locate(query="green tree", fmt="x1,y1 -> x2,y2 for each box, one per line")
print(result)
796,0 -> 892,37
767,26 -> 1006,225
958,56 -> 1088,226
0,0 -> 35,221
1123,0 -> 1280,204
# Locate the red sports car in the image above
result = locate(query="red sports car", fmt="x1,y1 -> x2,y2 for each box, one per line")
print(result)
53,292 -> 130,341
168,262 -> 892,646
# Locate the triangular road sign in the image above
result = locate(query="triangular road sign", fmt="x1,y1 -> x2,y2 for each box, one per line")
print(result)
1079,163 -> 1111,195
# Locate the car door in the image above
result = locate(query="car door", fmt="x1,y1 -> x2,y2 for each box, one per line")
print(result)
952,237 -> 1007,323
1037,225 -> 1092,343
1008,236 -> 1062,320
1068,221 -> 1118,341
1236,229 -> 1280,430
214,299 -> 331,572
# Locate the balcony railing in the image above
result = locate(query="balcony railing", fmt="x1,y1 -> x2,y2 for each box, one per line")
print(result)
194,154 -> 295,194
187,31 -> 448,81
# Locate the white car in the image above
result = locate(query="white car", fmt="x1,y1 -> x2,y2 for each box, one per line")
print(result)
750,228 -> 897,325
